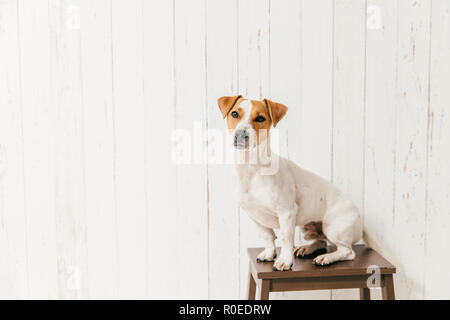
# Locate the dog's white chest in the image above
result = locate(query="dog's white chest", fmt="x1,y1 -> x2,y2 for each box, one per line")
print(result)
235,169 -> 270,204
233,168 -> 281,228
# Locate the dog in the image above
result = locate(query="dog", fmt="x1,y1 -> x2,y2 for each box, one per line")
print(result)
218,95 -> 363,271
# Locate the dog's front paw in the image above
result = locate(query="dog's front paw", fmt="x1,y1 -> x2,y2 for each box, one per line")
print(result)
256,249 -> 277,262
272,254 -> 293,271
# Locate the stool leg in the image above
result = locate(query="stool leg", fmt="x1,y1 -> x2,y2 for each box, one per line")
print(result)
247,264 -> 256,300
359,288 -> 371,300
259,280 -> 270,300
382,274 -> 395,300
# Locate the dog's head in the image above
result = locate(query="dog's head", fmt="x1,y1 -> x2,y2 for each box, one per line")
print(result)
217,95 -> 288,150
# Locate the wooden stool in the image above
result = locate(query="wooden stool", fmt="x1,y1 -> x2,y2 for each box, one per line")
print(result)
247,245 -> 396,300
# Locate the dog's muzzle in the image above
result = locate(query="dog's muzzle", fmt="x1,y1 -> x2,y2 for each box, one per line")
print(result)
234,129 -> 250,149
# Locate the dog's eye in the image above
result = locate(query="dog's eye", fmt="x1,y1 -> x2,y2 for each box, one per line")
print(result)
231,111 -> 239,118
255,115 -> 266,123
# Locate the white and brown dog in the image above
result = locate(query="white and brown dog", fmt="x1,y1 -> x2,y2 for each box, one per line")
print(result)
218,95 -> 363,271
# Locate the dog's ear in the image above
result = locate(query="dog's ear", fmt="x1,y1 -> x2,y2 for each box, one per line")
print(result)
217,95 -> 242,119
264,99 -> 288,128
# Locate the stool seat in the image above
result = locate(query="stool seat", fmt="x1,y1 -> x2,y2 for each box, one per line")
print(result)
247,244 -> 396,300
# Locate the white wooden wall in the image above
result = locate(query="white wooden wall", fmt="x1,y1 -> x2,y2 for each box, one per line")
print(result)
1,0 -> 449,299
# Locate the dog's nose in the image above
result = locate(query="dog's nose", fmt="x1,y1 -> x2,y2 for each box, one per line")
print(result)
234,129 -> 250,148
234,129 -> 249,142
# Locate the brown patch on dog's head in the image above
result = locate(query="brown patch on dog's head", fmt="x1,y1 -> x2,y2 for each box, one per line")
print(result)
217,95 -> 242,119
264,99 -> 288,128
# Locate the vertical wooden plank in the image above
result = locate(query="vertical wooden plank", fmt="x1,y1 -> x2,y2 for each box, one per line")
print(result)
18,0 -> 58,299
425,0 -> 450,300
111,0 -> 147,298
238,0 -> 271,100
206,0 -> 240,299
270,0 -> 301,161
381,274 -> 395,300
359,287 -> 370,300
80,0 -> 118,299
364,0 -> 398,301
238,0 -> 270,299
259,279 -> 270,300
173,0 -> 209,299
48,0 -> 88,298
0,0 -> 29,299
298,0 -> 334,178
143,0 -> 178,299
394,0 -> 430,300
332,0 -> 366,300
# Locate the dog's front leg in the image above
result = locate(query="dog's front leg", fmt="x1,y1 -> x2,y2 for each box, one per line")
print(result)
254,222 -> 277,262
273,209 -> 296,271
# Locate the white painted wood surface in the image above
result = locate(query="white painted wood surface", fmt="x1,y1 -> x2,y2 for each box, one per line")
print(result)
0,0 -> 28,299
49,0 -> 88,299
363,0 -> 398,301
394,0 -> 431,300
173,0 -> 209,299
111,0 -> 147,299
143,0 -> 178,300
1,0 -> 449,299
18,0 -> 58,299
426,0 -> 450,300
331,0 -> 366,300
206,0 -> 240,300
80,0 -> 118,299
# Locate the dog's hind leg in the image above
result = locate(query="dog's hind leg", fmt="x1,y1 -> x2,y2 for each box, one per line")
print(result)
295,221 -> 328,258
294,240 -> 327,258
312,203 -> 361,266
312,243 -> 355,266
